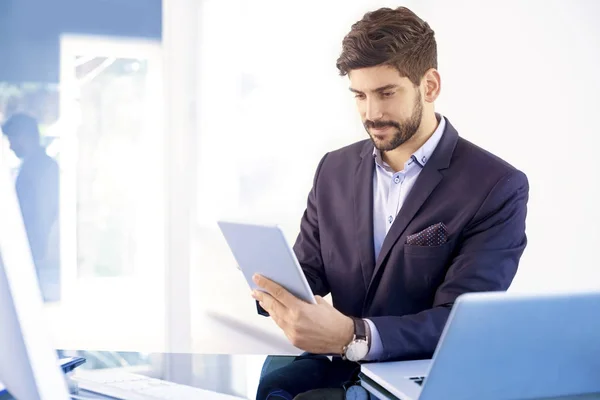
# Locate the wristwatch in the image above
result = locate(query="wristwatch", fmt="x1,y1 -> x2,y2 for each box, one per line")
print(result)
342,317 -> 371,362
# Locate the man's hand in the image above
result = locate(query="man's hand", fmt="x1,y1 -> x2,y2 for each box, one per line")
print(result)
251,274 -> 354,355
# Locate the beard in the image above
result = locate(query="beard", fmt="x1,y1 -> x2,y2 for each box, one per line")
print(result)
364,91 -> 423,152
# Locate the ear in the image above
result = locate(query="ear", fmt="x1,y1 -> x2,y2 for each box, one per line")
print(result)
422,68 -> 441,103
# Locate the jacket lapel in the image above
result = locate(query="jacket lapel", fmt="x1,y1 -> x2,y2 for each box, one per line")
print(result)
354,141 -> 376,290
368,120 -> 459,293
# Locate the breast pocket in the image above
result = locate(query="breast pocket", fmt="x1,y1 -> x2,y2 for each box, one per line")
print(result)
402,239 -> 455,298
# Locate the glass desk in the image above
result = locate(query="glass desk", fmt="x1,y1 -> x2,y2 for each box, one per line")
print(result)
2,350 -> 270,400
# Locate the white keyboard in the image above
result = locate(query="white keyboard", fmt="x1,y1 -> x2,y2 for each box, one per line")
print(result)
72,369 -> 245,400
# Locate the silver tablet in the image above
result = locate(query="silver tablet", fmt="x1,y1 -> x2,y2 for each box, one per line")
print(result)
217,220 -> 317,305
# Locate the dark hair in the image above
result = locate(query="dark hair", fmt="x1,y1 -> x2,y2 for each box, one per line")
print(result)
336,7 -> 437,86
1,113 -> 40,139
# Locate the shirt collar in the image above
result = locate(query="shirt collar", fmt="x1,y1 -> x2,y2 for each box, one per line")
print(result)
373,113 -> 446,171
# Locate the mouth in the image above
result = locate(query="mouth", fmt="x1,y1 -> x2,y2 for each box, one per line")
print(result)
369,123 -> 395,131
370,126 -> 393,138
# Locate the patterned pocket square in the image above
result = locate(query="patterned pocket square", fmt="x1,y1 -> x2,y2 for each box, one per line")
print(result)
406,222 -> 449,246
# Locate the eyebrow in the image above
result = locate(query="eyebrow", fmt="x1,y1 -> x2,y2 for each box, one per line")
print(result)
349,84 -> 400,94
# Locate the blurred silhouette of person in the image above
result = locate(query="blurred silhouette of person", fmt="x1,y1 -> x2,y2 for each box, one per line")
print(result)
2,113 -> 60,302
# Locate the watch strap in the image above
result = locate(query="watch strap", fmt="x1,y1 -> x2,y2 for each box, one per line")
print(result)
363,318 -> 372,353
352,317 -> 367,341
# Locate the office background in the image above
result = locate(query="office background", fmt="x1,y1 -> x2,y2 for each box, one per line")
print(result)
1,0 -> 599,398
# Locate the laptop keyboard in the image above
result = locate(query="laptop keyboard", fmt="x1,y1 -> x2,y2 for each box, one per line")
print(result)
409,376 -> 425,386
72,369 -> 244,399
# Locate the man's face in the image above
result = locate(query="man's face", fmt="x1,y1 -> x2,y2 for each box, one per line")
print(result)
348,65 -> 423,152
5,134 -> 27,159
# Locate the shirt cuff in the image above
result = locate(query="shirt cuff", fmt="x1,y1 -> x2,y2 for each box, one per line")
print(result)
363,318 -> 384,361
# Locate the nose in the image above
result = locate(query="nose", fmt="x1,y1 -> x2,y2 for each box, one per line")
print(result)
365,98 -> 383,121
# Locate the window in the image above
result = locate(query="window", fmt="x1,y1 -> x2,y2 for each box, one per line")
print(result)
45,34 -> 166,353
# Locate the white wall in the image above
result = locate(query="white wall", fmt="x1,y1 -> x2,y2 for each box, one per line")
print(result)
400,0 -> 600,292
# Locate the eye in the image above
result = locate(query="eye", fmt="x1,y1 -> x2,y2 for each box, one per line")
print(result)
354,93 -> 366,100
382,91 -> 394,98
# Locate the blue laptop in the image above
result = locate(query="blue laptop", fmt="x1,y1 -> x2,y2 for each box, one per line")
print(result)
360,290 -> 600,400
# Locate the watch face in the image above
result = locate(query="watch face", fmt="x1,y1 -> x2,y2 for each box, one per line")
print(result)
346,339 -> 369,362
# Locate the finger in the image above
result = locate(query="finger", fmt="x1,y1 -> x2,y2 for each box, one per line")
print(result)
253,274 -> 298,307
252,289 -> 271,309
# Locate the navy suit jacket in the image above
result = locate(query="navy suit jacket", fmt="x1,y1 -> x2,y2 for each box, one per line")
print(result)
261,118 -> 528,362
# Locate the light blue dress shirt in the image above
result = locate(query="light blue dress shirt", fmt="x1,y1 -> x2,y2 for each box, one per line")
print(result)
363,114 -> 446,361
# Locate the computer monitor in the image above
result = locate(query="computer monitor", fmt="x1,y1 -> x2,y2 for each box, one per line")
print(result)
0,145 -> 70,399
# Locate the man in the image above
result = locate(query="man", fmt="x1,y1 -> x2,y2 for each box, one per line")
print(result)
2,113 -> 60,302
254,6 -> 528,399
